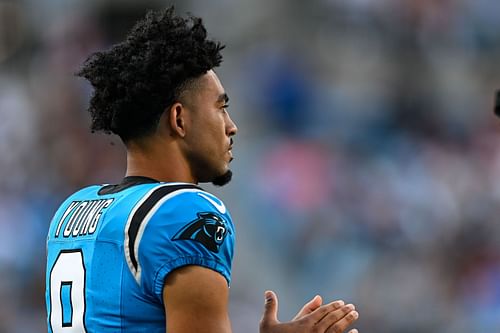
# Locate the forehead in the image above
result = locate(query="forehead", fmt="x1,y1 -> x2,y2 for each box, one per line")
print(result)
195,70 -> 225,101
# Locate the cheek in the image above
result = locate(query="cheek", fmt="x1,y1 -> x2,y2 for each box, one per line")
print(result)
190,116 -> 226,154
206,120 -> 226,145
191,132 -> 218,156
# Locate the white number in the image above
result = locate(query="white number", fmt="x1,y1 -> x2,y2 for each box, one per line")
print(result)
49,251 -> 87,332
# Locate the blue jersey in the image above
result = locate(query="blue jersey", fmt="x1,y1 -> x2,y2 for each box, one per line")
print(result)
45,177 -> 235,332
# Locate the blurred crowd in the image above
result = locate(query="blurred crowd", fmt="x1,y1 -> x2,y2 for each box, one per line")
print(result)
1,0 -> 500,332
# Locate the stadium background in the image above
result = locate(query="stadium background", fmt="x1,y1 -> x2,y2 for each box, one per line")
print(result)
1,0 -> 500,332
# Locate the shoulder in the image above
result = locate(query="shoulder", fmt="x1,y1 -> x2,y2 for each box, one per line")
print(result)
137,185 -> 234,252
149,187 -> 234,248
51,185 -> 103,218
133,183 -> 231,222
125,184 -> 235,294
167,188 -> 229,216
66,184 -> 103,201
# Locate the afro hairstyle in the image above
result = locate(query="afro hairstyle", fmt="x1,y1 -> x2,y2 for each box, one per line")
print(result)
77,6 -> 224,142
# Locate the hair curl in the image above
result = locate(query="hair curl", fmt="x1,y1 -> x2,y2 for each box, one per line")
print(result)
77,7 -> 224,141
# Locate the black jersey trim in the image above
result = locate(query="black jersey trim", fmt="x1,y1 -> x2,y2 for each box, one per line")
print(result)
127,184 -> 201,273
98,176 -> 160,195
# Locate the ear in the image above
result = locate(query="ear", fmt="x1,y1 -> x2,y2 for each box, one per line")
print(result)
167,102 -> 188,137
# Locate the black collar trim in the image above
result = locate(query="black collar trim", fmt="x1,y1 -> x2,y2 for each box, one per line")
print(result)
98,176 -> 160,195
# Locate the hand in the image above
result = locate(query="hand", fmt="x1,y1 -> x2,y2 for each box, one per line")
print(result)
260,291 -> 359,333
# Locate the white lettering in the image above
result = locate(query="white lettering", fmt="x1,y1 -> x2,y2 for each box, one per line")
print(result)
88,199 -> 114,234
57,199 -> 114,238
55,201 -> 80,238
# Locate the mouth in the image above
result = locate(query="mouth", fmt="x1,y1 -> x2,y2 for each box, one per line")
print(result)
227,138 -> 234,162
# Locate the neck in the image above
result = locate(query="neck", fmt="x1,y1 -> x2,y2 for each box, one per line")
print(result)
124,137 -> 196,184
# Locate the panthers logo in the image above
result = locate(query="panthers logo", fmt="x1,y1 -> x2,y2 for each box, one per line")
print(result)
172,212 -> 230,253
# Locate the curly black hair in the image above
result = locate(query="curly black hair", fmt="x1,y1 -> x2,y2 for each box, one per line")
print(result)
77,7 -> 224,141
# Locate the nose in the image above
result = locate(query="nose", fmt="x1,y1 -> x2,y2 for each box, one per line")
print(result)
226,113 -> 238,137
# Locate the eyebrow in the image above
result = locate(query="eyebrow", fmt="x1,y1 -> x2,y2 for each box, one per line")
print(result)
217,93 -> 229,104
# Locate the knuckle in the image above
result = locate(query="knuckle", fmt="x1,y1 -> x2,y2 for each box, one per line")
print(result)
301,317 -> 314,328
332,308 -> 344,318
327,303 -> 338,311
313,308 -> 327,319
326,312 -> 339,323
332,324 -> 344,333
332,300 -> 341,307
330,300 -> 344,309
293,320 -> 311,332
342,305 -> 354,313
317,305 -> 328,313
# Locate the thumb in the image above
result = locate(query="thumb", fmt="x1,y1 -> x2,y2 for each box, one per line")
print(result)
261,290 -> 279,326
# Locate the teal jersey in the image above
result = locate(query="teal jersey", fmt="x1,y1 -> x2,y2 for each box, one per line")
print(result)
45,177 -> 235,332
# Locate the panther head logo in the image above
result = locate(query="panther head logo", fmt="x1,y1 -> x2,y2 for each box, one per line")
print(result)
172,212 -> 230,253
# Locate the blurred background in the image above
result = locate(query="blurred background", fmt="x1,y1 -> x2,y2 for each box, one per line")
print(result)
1,0 -> 500,332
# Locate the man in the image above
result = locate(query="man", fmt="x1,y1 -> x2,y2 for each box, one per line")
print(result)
45,7 -> 359,333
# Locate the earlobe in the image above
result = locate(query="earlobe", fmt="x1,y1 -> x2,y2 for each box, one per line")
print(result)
168,103 -> 186,137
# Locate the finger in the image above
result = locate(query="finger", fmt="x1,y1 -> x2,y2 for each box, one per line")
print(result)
325,310 -> 359,333
315,304 -> 356,329
292,295 -> 323,320
305,300 -> 345,323
260,290 -> 279,328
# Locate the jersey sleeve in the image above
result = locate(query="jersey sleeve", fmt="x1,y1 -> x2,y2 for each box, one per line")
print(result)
136,190 -> 235,302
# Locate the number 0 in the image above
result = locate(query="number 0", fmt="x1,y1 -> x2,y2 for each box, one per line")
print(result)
49,250 -> 87,332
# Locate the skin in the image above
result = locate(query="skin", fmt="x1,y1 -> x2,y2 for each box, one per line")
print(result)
125,70 -> 237,184
125,69 -> 359,333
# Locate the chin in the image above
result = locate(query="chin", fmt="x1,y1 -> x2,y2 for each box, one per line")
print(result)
212,170 -> 233,187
